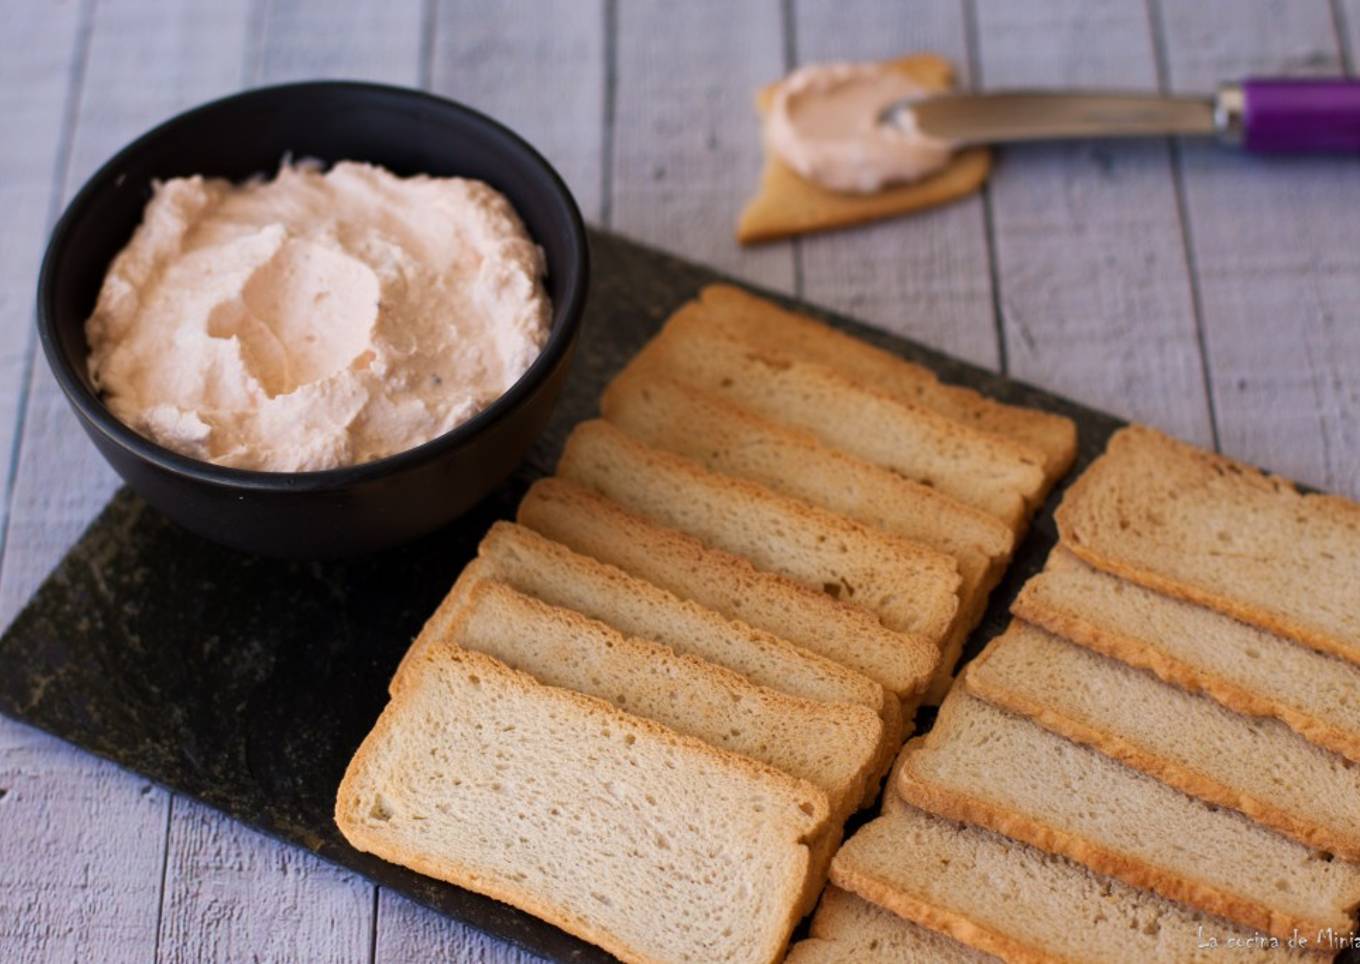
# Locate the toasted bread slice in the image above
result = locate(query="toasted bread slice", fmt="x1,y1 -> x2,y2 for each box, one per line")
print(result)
830,803 -> 1323,964
399,522 -> 901,795
699,284 -> 1077,479
621,303 -> 1045,528
558,419 -> 961,645
894,689 -> 1360,939
398,552 -> 898,778
518,477 -> 936,705
966,621 -> 1360,860
338,641 -> 828,964
407,578 -> 884,821
1013,548 -> 1360,765
411,577 -> 882,914
601,371 -> 1013,570
602,371 -> 1011,700
786,885 -> 995,964
1057,425 -> 1360,666
474,521 -> 891,716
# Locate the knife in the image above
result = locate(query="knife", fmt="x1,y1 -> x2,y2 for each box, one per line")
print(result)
881,78 -> 1360,153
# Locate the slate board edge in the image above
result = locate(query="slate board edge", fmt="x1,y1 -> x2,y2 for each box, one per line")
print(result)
5,229 -> 1343,963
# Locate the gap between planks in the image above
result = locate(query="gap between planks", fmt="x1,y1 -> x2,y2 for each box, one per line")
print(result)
1146,0 -> 1222,453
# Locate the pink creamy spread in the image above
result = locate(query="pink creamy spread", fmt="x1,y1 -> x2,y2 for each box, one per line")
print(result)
86,162 -> 551,472
765,62 -> 953,193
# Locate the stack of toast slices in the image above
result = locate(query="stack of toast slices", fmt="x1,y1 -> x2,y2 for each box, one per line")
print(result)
804,426 -> 1360,962
334,285 -> 1075,962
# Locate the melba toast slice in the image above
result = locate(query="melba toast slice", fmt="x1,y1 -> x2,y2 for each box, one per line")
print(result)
518,477 -> 938,706
475,520 -> 892,721
623,303 -> 1045,529
699,283 -> 1076,479
786,885 -> 994,964
423,578 -> 884,820
602,370 -> 1009,700
338,642 -> 828,964
966,621 -> 1360,860
829,801 -> 1322,963
895,690 -> 1360,940
425,521 -> 902,797
557,419 -> 961,645
1058,425 -> 1360,666
1014,548 -> 1360,765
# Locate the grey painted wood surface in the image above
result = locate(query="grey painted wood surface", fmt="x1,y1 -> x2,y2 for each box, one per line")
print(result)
1159,0 -> 1360,490
0,1 -> 1355,961
976,0 -> 1216,446
792,0 -> 1000,368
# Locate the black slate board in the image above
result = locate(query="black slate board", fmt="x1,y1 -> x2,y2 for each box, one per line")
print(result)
2,229 -> 1343,963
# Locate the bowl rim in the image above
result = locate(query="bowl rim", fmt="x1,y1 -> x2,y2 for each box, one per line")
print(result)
36,79 -> 589,493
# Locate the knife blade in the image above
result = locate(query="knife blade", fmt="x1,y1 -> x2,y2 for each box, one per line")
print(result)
895,91 -> 1218,145
882,79 -> 1360,153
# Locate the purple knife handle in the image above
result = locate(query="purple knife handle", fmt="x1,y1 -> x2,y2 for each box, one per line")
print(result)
1235,78 -> 1360,153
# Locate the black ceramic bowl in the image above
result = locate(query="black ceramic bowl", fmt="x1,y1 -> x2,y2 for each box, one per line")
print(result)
38,82 -> 588,558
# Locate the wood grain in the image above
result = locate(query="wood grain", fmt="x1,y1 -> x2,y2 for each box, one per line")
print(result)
611,0 -> 795,288
431,0 -> 607,222
0,4 -> 1358,962
790,0 -> 1000,367
0,2 -> 147,953
247,0 -> 424,85
1343,0 -> 1359,69
1157,0 -> 1360,494
0,0 -> 82,535
146,3 -> 429,962
976,0 -> 1214,445
158,798 -> 372,964
0,735 -> 166,963
0,3 -> 256,962
376,891 -> 544,964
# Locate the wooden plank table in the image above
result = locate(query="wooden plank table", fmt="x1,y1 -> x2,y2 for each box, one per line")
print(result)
1,1 -> 1356,959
